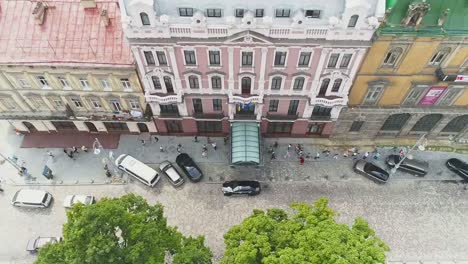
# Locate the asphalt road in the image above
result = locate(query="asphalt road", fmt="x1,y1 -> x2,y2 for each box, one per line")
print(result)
1,176 -> 468,263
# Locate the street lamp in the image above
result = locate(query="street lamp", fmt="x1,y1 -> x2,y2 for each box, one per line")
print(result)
390,134 -> 428,175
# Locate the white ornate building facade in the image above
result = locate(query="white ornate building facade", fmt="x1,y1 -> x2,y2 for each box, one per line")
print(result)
119,0 -> 385,137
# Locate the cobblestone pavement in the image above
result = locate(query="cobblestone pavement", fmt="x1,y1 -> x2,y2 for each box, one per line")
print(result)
1,179 -> 468,263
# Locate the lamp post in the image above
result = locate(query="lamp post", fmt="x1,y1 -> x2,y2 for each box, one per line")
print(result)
390,134 -> 427,175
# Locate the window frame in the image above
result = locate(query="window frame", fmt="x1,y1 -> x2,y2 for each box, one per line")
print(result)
144,51 -> 155,65
436,88 -> 462,106
271,76 -> 282,90
212,99 -> 222,111
327,53 -> 340,68
305,10 -> 321,18
241,51 -> 253,66
206,8 -> 222,17
192,98 -> 203,113
274,51 -> 287,67
129,100 -> 140,110
255,9 -> 264,17
428,48 -> 451,66
331,79 -> 342,92
298,52 -> 312,67
79,78 -> 91,90
140,12 -> 150,26
292,77 -> 305,90
349,121 -> 364,132
152,76 -> 162,89
90,99 -> 102,109
268,100 -> 279,112
100,79 -> 111,90
348,15 -> 359,28
36,76 -> 49,87
382,47 -> 403,67
120,78 -> 132,90
188,75 -> 200,89
110,99 -> 123,112
340,54 -> 352,68
179,8 -> 194,17
184,50 -> 197,65
275,9 -> 291,18
402,85 -> 428,106
363,86 -> 384,105
235,9 -> 244,18
209,50 -> 221,66
156,51 -> 168,65
71,98 -> 84,108
211,76 -> 222,89
58,77 -> 70,89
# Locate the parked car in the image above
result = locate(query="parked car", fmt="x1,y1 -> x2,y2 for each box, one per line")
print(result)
446,158 -> 468,181
385,155 -> 428,176
26,236 -> 61,253
63,195 -> 96,208
159,161 -> 185,187
115,154 -> 160,187
353,160 -> 390,183
11,189 -> 53,208
222,181 -> 261,196
175,153 -> 203,182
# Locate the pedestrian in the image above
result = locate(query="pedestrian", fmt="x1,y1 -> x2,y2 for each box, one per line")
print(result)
63,148 -> 68,155
176,144 -> 182,153
72,146 -> 78,153
211,142 -> 217,151
288,144 -> 292,151
284,150 -> 291,159
194,136 -> 198,142
68,151 -> 74,159
399,148 -> 405,158
273,141 -> 278,148
363,152 -> 369,159
154,136 -> 159,143
333,154 -> 339,159
159,146 -> 164,152
300,156 -> 305,165
46,151 -> 54,158
314,152 -> 320,160
207,137 -> 211,144
271,151 -> 276,160
224,136 -> 229,145
141,139 -> 146,146
202,144 -> 208,152
343,151 -> 348,157
202,150 -> 207,158
81,146 -> 88,152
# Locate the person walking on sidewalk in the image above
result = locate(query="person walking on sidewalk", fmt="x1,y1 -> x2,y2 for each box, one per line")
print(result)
211,142 -> 217,151
202,144 -> 208,152
46,151 -> 54,158
176,144 -> 183,153
81,146 -> 88,153
154,136 -> 159,143
271,151 -> 276,160
314,152 -> 320,160
202,149 -> 208,158
363,152 -> 369,159
288,144 -> 292,151
194,136 -> 198,142
284,149 -> 291,159
159,146 -> 165,153
300,156 -> 305,165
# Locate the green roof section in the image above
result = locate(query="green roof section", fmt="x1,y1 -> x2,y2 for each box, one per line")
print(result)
380,0 -> 468,36
231,122 -> 260,165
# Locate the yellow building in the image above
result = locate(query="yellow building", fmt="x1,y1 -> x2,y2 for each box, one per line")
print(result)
334,0 -> 468,143
0,0 -> 155,135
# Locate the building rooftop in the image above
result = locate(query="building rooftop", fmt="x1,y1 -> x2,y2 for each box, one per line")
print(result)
380,0 -> 468,36
0,0 -> 133,66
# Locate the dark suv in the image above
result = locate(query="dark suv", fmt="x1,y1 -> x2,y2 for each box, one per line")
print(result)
385,155 -> 428,176
222,181 -> 261,196
446,158 -> 468,181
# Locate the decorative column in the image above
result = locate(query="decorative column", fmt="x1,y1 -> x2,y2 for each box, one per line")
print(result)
310,48 -> 330,99
132,47 -> 151,91
258,47 -> 268,91
167,47 -> 183,90
228,47 -> 234,90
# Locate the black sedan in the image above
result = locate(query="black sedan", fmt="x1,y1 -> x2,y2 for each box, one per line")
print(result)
222,181 -> 261,196
353,160 -> 390,183
175,153 -> 203,182
446,158 -> 468,181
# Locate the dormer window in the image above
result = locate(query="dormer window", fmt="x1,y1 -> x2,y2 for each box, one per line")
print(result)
348,15 -> 359,28
305,10 -> 321,18
179,8 -> 194,17
275,9 -> 290,18
403,1 -> 430,27
235,9 -> 244,18
140,12 -> 150,26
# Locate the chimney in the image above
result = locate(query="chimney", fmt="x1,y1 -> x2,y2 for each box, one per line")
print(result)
81,0 -> 96,9
32,2 -> 47,25
101,9 -> 110,27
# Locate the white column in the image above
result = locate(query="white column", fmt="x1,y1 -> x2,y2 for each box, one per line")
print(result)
330,105 -> 343,120
258,47 -> 268,91
151,102 -> 161,115
132,47 -> 151,91
310,48 -> 330,99
228,47 -> 234,90
302,103 -> 314,119
167,47 -> 183,91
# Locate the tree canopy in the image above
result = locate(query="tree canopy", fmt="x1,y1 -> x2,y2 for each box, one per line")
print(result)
36,194 -> 212,264
221,197 -> 389,264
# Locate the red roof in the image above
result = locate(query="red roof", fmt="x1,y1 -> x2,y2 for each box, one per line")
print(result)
0,0 -> 133,66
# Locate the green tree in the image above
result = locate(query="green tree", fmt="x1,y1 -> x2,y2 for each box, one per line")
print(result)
221,197 -> 389,264
36,194 -> 212,264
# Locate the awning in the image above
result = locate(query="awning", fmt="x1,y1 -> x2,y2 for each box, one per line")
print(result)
231,122 -> 260,165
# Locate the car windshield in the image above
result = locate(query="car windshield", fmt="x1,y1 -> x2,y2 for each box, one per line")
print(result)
187,166 -> 201,177
363,163 -> 376,172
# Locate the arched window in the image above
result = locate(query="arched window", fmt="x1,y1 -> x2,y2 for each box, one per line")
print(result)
271,77 -> 282,90
381,113 -> 411,131
293,77 -> 305,90
188,75 -> 199,89
318,78 -> 330,96
442,115 -> 468,133
383,47 -> 403,66
348,15 -> 359,28
140,12 -> 150,26
331,78 -> 342,92
429,47 -> 451,65
411,114 -> 443,132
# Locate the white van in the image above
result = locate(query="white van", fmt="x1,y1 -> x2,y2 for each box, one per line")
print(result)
11,189 -> 53,208
115,154 -> 160,187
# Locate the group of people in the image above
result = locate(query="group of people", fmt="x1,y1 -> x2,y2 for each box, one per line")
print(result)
62,146 -> 88,159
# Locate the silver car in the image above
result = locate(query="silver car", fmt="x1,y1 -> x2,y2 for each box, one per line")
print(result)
26,237 -> 61,253
159,161 -> 185,187
63,195 -> 96,208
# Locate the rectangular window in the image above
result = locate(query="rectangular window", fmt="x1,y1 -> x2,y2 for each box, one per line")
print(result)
110,100 -> 122,112
267,122 -> 293,134
437,89 -> 461,106
269,100 -> 279,112
30,97 -> 46,109
331,79 -> 342,92
209,50 -> 221,65
100,79 -> 110,90
58,77 -> 70,88
275,9 -> 290,17
349,121 -> 364,132
340,54 -> 352,68
312,106 -> 332,117
211,76 -> 222,89
179,8 -> 194,17
298,52 -> 311,67
160,104 -> 179,113
235,9 -> 244,18
207,8 -> 222,17
152,76 -> 162,89
305,10 -> 321,18
403,86 -> 426,105
188,76 -> 199,89
288,100 -> 299,115
104,122 -> 129,132
91,99 -> 102,108
271,77 -> 282,90
241,52 -> 253,66
197,121 -> 222,133
212,99 -> 222,111
327,53 -> 339,68
37,76 -> 48,87
184,50 -> 197,65
18,79 -> 30,88
129,100 -> 140,109
71,98 -> 83,108
193,98 -> 203,113
156,51 -> 167,65
274,51 -> 287,66
120,78 -> 132,90
144,51 -> 155,65
79,78 -> 90,89
0,98 -> 17,110
255,9 -> 264,17
363,86 -> 383,105
53,99 -> 64,108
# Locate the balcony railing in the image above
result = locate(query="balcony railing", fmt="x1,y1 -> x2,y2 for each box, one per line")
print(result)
266,113 -> 298,121
159,112 -> 180,118
234,113 -> 257,120
310,114 -> 331,121
192,112 -> 225,120
145,94 -> 182,104
436,67 -> 467,82
310,97 -> 346,107
228,93 -> 263,104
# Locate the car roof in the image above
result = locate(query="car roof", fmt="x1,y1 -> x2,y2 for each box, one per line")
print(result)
449,158 -> 468,167
176,153 -> 191,163
223,180 -> 259,187
14,189 -> 48,203
119,155 -> 157,179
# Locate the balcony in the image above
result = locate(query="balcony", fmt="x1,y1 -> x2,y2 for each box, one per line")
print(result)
159,112 -> 180,118
228,92 -> 263,104
145,93 -> 182,105
266,113 -> 298,121
310,96 -> 347,107
234,113 -> 257,121
310,114 -> 331,121
436,67 -> 467,82
192,112 -> 225,120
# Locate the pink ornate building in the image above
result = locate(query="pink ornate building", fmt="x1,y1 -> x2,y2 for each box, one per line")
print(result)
119,0 -> 385,137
